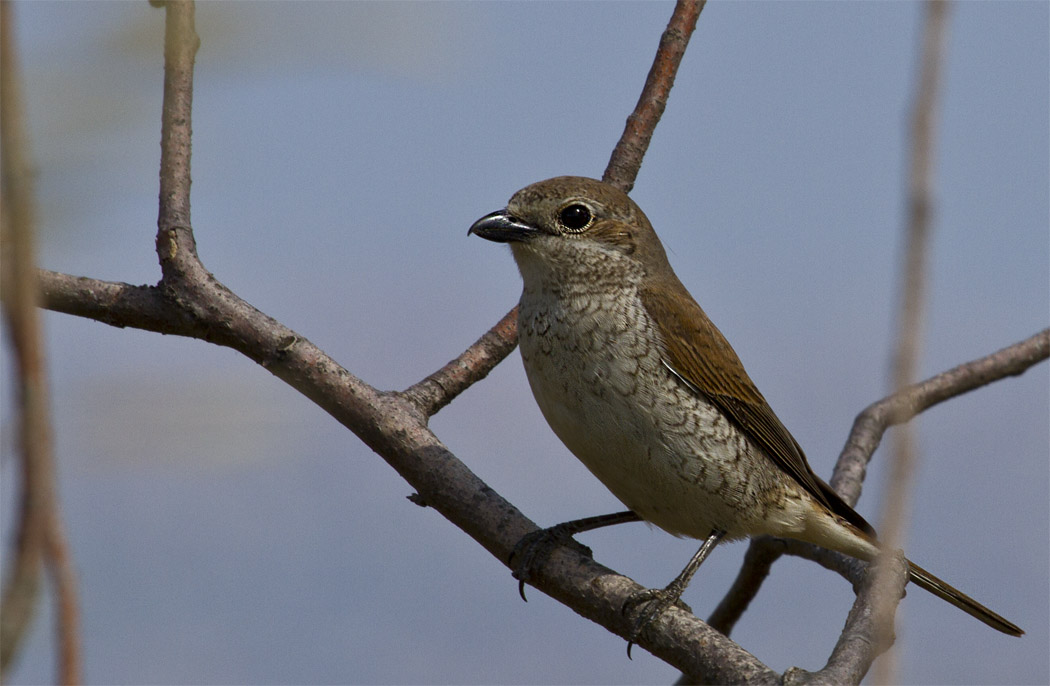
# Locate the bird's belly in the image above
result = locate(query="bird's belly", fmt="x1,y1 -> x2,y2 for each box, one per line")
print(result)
518,297 -> 800,540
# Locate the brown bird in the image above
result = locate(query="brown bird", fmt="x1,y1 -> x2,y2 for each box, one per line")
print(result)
469,175 -> 1023,647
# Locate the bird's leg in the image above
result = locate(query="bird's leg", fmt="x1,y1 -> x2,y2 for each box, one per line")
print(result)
623,529 -> 727,657
510,510 -> 642,601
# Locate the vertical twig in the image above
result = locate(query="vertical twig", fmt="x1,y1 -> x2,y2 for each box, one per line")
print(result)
0,3 -> 82,682
873,2 -> 951,682
44,532 -> 82,685
156,0 -> 200,279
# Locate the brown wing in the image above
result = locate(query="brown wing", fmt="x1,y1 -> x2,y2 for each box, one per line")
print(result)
641,281 -> 876,538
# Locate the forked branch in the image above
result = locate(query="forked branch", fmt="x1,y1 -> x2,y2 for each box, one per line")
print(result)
13,0 -> 1046,683
34,1 -> 772,680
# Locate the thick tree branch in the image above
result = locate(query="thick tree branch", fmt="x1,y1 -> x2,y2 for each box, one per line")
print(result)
29,2 -> 780,680
37,267 -> 781,681
14,1 -> 1047,682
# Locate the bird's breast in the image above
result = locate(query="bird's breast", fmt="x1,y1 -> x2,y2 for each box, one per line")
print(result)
515,280 -> 782,539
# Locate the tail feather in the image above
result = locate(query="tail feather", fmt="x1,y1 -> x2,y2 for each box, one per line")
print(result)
907,560 -> 1023,636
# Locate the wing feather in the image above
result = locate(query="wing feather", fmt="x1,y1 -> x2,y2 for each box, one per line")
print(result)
641,282 -> 875,538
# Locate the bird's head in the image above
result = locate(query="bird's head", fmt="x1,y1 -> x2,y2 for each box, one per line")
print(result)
469,176 -> 673,285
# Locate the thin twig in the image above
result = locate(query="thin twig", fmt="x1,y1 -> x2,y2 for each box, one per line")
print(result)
18,1 -> 1047,682
792,552 -> 909,686
603,0 -> 706,193
403,1 -> 710,420
44,529 -> 81,686
156,0 -> 198,261
0,8 -> 45,674
403,307 -> 519,417
876,8 -> 954,670
707,538 -> 781,636
0,3 -> 81,681
712,4 -> 954,671
830,327 -> 1049,504
30,2 -> 775,679
874,4 -> 951,677
708,325 -> 1046,682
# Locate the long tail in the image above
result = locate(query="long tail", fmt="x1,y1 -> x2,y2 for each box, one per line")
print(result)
907,560 -> 1023,636
810,478 -> 1023,636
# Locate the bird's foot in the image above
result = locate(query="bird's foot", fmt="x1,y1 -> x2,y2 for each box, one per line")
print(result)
509,524 -> 594,601
621,582 -> 693,658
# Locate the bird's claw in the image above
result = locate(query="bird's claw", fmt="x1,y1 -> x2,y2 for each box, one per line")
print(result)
621,587 -> 692,658
508,525 -> 593,601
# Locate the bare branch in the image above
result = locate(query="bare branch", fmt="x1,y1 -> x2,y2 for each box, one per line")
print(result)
831,328 -> 1049,504
709,537 -> 871,639
707,538 -> 781,636
789,552 -> 908,686
404,306 -> 519,417
603,0 -> 706,193
0,4 -> 81,681
39,272 -> 170,330
16,1 -> 1045,682
407,1 -> 711,421
36,262 -> 784,680
804,329 -> 1048,683
156,0 -> 198,270
707,326 -> 1047,681
27,3 -> 782,677
873,3 -> 951,680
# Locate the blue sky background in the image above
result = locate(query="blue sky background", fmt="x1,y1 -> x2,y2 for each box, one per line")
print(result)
2,2 -> 1047,684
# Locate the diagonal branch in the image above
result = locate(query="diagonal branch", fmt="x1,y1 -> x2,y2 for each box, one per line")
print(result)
709,328 -> 1048,678
405,0 -> 709,421
603,0 -> 707,193
403,307 -> 519,417
792,552 -> 909,686
17,0 -> 1046,682
830,327 -> 1049,502
817,329 -> 1048,681
706,537 -> 782,636
29,1 -> 777,680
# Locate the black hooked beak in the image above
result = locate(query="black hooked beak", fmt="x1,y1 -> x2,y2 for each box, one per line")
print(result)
468,210 -> 539,243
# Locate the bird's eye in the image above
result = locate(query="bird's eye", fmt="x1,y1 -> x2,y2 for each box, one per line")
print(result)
558,203 -> 593,232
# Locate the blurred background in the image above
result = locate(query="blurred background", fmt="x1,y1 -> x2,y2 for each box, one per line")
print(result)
2,2 -> 1047,684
